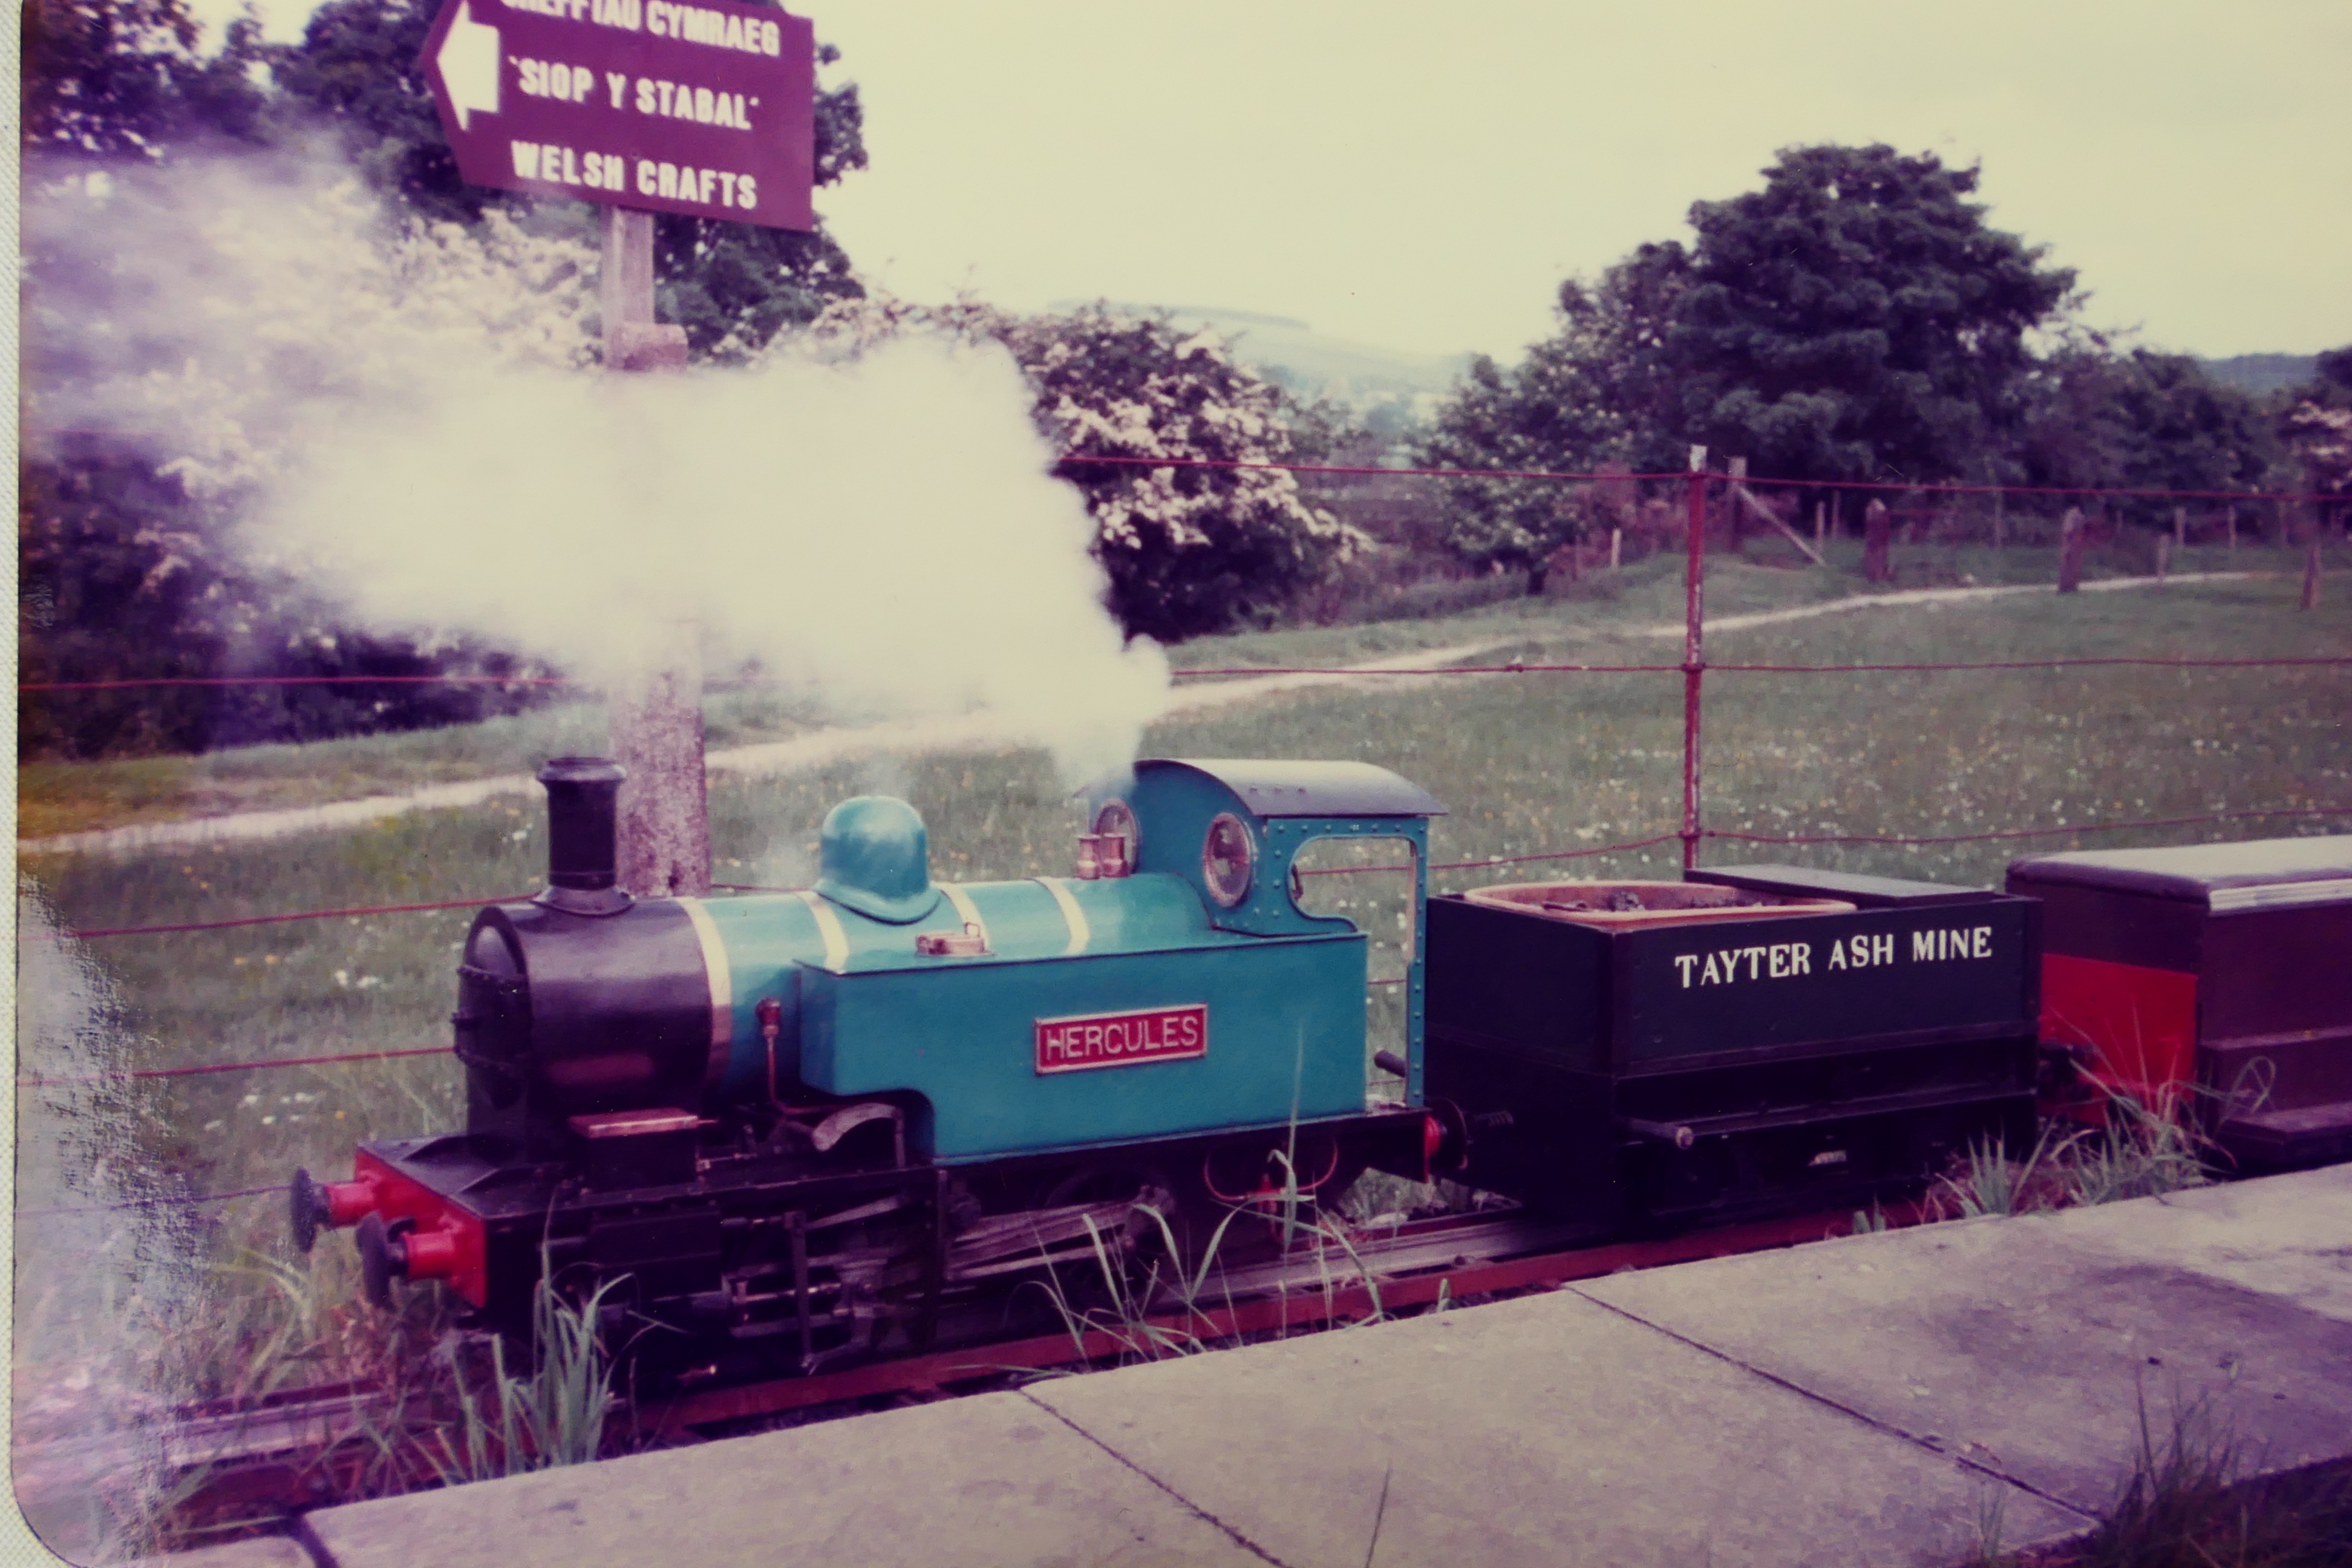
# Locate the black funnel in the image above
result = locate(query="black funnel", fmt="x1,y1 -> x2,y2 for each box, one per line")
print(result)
537,757 -> 632,915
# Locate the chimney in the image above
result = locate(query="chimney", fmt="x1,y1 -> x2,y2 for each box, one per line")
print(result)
536,757 -> 632,916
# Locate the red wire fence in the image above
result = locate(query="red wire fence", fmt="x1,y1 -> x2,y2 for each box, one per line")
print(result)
18,457 -> 2350,1205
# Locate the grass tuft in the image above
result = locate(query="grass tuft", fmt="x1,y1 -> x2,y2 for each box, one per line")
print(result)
424,1273 -> 623,1485
1976,1396 -> 2352,1567
1935,1126 -> 2076,1220
2059,1088 -> 2213,1209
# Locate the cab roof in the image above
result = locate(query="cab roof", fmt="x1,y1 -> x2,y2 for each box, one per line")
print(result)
1138,759 -> 1446,818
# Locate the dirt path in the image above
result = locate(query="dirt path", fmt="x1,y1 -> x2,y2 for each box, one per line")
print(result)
18,572 -> 2263,857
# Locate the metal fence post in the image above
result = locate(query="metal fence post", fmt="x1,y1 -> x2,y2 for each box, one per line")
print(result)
1681,447 -> 1708,871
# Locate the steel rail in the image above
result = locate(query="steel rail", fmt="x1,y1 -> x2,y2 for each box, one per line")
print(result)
636,1201 -> 1910,1434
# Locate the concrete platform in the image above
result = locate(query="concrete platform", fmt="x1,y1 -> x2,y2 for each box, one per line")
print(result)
301,1391 -> 1263,1568
1575,1176 -> 2352,1521
126,1538 -> 313,1568
142,1165 -> 2352,1568
1027,1290 -> 2081,1566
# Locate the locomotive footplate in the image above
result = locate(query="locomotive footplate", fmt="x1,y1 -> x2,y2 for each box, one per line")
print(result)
336,1131 -> 949,1380
328,1102 -> 1448,1385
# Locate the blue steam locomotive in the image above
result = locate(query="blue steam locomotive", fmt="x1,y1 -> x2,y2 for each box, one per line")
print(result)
292,755 -> 2043,1382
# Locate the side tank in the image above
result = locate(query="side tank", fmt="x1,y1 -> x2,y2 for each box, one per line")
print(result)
460,756 -> 1446,1169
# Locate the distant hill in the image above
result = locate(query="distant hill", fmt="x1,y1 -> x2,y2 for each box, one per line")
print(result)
2197,353 -> 2317,397
1051,300 -> 1473,426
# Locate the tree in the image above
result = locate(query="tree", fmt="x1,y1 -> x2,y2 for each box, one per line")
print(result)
265,0 -> 479,221
22,0 -> 272,158
20,437 -> 557,759
273,0 -> 869,354
18,169 -> 592,757
1416,244 -> 1688,580
789,297 -> 1361,642
2011,336 -> 2282,524
1667,144 -> 2074,486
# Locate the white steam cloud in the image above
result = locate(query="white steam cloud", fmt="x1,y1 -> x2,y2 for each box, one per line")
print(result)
27,152 -> 1169,782
270,337 -> 1168,778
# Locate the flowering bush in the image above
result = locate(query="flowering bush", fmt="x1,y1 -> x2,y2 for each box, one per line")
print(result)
2278,348 -> 2352,500
787,296 -> 1361,641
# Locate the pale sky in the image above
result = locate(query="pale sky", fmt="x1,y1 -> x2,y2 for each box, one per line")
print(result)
201,0 -> 2352,364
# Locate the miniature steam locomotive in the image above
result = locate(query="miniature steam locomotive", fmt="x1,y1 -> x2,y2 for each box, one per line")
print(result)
289,753 -> 2348,1385
293,757 -> 1463,1383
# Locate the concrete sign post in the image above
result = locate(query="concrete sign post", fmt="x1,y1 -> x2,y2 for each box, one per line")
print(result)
418,0 -> 818,897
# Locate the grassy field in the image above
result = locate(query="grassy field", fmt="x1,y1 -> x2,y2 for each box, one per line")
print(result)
11,544 -> 2351,1549
19,532 -> 2325,840
12,686 -> 835,841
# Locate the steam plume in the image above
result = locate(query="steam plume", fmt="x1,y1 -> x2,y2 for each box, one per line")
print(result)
25,151 -> 1169,782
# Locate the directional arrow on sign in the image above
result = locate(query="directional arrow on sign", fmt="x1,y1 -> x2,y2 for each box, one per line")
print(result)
434,0 -> 501,132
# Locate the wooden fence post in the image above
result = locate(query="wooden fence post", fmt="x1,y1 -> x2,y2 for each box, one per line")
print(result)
1814,500 -> 1827,554
2301,493 -> 2324,610
2227,504 -> 2238,552
1609,527 -> 1622,570
2156,532 -> 2171,583
2173,506 -> 2187,550
1863,498 -> 1892,583
2057,507 -> 2085,593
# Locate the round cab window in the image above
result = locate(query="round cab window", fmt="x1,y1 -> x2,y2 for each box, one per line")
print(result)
1092,799 -> 1140,864
1202,813 -> 1255,907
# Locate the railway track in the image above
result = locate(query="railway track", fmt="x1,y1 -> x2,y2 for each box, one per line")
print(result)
25,1200 -> 1919,1538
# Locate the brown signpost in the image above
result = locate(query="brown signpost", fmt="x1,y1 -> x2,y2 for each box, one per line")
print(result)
417,0 -> 818,895
417,0 -> 816,230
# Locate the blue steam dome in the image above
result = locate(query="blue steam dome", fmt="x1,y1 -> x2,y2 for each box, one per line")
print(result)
815,797 -> 942,924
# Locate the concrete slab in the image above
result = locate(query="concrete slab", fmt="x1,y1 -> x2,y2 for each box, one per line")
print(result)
127,1535 -> 315,1568
1028,1291 -> 2083,1568
1574,1181 -> 2352,1518
2019,1166 -> 2352,1323
300,1391 -> 1262,1568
